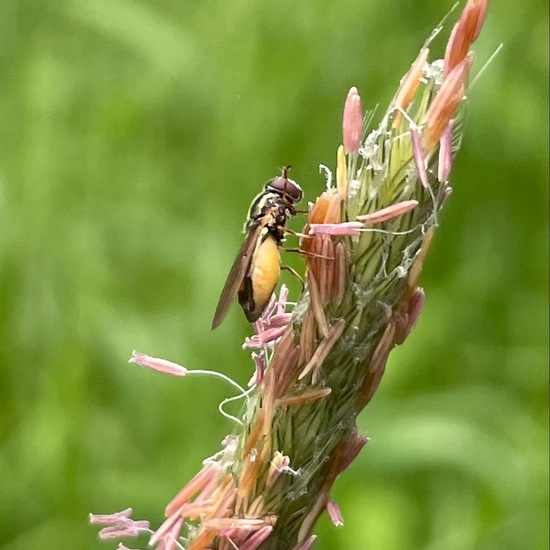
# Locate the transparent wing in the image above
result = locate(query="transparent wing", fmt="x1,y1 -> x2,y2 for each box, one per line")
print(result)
211,220 -> 265,329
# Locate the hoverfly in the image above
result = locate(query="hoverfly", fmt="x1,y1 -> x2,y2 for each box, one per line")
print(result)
211,166 -> 303,329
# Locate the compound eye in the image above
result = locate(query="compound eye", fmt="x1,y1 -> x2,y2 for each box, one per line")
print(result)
265,176 -> 303,203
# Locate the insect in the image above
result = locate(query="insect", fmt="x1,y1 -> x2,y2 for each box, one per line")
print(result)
211,166 -> 303,329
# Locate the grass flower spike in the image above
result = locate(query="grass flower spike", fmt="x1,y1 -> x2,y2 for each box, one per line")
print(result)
91,1 -> 489,548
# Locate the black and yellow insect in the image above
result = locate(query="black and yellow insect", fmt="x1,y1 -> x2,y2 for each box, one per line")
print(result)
211,167 -> 303,329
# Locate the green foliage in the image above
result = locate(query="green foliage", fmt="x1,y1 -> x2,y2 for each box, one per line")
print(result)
0,0 -> 547,548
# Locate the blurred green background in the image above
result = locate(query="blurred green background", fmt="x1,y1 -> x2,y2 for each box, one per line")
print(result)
0,0 -> 547,549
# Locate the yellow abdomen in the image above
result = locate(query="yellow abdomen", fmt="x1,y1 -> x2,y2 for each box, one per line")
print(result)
251,236 -> 281,310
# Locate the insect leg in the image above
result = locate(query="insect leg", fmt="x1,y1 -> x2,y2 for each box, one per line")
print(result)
281,264 -> 305,289
284,228 -> 310,239
284,247 -> 334,261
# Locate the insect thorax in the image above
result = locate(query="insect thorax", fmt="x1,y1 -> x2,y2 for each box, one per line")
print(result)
245,191 -> 294,240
